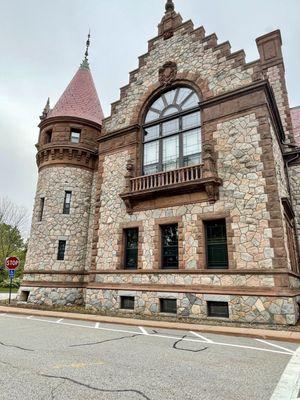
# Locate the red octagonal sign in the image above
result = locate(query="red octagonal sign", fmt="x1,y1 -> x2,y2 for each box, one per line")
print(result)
5,257 -> 20,270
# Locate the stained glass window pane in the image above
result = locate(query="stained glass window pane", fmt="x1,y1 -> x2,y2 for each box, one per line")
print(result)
163,136 -> 179,171
182,112 -> 201,130
162,119 -> 179,136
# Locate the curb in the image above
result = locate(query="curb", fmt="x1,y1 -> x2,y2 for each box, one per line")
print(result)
1,305 -> 300,343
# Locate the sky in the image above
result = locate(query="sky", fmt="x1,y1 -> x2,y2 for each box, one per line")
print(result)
0,0 -> 300,237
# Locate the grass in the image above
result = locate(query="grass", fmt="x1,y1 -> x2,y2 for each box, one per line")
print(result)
0,288 -> 18,293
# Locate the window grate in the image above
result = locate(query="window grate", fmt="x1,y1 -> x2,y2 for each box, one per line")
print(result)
207,301 -> 229,318
120,296 -> 135,310
160,298 -> 177,314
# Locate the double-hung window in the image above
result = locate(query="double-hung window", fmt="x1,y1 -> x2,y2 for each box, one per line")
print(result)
143,87 -> 201,175
124,228 -> 139,269
161,224 -> 178,269
205,219 -> 228,269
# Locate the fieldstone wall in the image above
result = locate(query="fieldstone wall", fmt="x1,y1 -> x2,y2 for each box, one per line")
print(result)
85,289 -> 298,325
103,24 -> 254,134
289,163 -> 300,249
24,166 -> 94,273
19,287 -> 84,307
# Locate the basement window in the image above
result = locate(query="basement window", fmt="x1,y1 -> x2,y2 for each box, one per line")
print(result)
160,298 -> 177,314
120,296 -> 135,310
207,301 -> 229,318
20,291 -> 30,302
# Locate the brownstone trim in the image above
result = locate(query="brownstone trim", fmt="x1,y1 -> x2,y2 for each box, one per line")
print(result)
153,217 -> 184,270
20,281 -> 300,297
197,212 -> 234,270
23,270 -> 88,275
117,221 -> 144,270
39,116 -> 102,131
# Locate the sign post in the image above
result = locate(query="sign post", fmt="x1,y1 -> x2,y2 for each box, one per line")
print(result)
5,257 -> 20,304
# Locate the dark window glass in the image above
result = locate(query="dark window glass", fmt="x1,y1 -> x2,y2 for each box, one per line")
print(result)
124,228 -> 139,269
205,219 -> 228,269
160,298 -> 177,314
45,130 -> 52,144
142,87 -> 201,175
161,224 -> 178,269
120,296 -> 135,310
70,129 -> 81,143
57,240 -> 66,261
207,301 -> 229,318
38,197 -> 45,221
63,191 -> 72,214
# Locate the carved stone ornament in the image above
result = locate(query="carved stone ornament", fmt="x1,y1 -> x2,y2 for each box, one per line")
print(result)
159,62 -> 177,86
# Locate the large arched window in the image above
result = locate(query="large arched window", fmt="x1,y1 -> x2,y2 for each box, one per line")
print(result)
143,87 -> 201,175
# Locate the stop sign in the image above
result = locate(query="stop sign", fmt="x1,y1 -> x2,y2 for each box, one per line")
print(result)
5,257 -> 20,270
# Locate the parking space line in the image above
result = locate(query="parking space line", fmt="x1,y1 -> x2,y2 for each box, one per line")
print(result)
0,313 -> 7,316
190,331 -> 213,343
270,346 -> 300,399
139,326 -> 149,335
256,339 -> 295,355
26,316 -> 33,319
95,322 -> 100,329
0,314 -> 294,356
56,319 -> 64,323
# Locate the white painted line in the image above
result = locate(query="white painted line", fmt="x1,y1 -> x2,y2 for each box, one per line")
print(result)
270,346 -> 300,400
26,316 -> 33,319
256,339 -> 295,355
0,313 -> 7,316
56,319 -> 64,324
139,326 -> 149,335
0,313 -> 294,356
95,322 -> 100,329
190,331 -> 213,343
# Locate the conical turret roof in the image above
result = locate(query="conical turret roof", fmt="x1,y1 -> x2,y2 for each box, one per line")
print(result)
47,64 -> 104,126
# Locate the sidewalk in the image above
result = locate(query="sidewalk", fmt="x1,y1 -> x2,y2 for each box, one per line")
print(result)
1,305 -> 300,343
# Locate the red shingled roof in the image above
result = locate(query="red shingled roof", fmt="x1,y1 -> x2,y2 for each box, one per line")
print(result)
48,65 -> 104,125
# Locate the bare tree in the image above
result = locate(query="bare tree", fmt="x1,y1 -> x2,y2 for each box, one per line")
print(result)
0,197 -> 28,262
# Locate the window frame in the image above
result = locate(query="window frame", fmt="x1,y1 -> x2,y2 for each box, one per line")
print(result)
207,301 -> 229,318
204,219 -> 229,270
70,128 -> 81,144
57,240 -> 67,261
142,87 -> 201,175
63,191 -> 72,215
160,298 -> 177,314
160,223 -> 179,269
120,296 -> 135,310
123,228 -> 139,270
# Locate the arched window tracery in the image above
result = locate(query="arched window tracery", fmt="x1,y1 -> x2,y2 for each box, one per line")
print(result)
143,87 -> 201,175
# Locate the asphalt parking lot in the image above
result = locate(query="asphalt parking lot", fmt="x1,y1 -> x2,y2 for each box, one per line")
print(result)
0,312 -> 299,400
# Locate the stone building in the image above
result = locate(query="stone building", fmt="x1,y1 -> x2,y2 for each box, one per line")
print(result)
19,1 -> 300,325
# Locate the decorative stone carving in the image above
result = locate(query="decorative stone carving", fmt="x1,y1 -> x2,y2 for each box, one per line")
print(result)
203,143 -> 217,178
159,62 -> 177,86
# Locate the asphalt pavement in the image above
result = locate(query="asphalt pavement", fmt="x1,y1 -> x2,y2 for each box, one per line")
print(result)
0,313 -> 299,400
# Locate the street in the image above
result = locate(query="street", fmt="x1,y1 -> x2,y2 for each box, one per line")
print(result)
0,313 -> 299,399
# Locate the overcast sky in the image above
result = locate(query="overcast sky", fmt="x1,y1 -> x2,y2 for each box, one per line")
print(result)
0,0 -> 300,237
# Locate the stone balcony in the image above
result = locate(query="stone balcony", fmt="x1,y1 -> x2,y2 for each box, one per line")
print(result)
120,144 -> 222,213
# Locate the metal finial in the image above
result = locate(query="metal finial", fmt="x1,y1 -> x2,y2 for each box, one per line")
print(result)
165,0 -> 175,12
81,30 -> 91,69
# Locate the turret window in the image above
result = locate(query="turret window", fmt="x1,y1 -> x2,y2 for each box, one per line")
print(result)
57,240 -> 66,261
38,197 -> 45,221
70,128 -> 81,143
143,87 -> 201,175
63,191 -> 72,214
45,130 -> 52,144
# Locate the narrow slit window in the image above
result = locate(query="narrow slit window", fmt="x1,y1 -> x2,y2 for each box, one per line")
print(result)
120,296 -> 135,310
205,219 -> 228,269
161,224 -> 178,269
207,301 -> 229,318
57,240 -> 66,261
38,197 -> 45,221
63,191 -> 72,214
70,128 -> 81,143
160,298 -> 177,314
124,228 -> 139,269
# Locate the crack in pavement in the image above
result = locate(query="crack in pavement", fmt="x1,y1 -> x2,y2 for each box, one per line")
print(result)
0,340 -> 34,352
41,374 -> 152,400
69,334 -> 139,348
173,335 -> 208,353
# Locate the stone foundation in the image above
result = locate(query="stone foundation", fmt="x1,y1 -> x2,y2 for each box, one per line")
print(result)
18,287 -> 84,307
